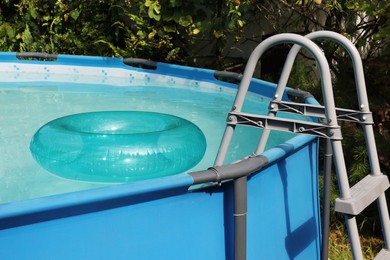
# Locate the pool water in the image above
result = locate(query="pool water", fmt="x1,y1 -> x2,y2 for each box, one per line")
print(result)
0,79 -> 298,203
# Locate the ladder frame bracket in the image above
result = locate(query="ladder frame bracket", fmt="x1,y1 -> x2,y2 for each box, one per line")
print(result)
228,111 -> 343,140
269,100 -> 374,125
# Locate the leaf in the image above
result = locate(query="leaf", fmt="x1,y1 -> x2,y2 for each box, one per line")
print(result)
43,15 -> 51,22
3,23 -> 15,38
228,21 -> 236,30
163,25 -> 177,33
144,0 -> 161,21
147,4 -> 161,21
166,47 -> 180,61
137,30 -> 146,38
178,15 -> 192,27
70,9 -> 80,20
128,14 -> 145,25
192,28 -> 200,35
22,25 -> 33,45
144,0 -> 153,7
29,7 -> 38,19
213,30 -> 224,39
148,30 -> 157,39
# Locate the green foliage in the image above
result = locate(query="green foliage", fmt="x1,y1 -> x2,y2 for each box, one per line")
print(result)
328,221 -> 383,259
99,0 -> 249,65
0,0 -> 250,65
0,0 -> 121,55
346,129 -> 369,184
288,62 -> 321,98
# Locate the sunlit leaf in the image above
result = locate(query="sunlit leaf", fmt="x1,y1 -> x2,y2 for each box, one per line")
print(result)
192,28 -> 200,35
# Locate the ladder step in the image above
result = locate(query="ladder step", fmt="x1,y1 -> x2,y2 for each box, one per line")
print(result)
335,175 -> 390,215
374,249 -> 390,260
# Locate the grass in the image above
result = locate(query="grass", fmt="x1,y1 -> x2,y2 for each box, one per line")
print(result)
328,223 -> 384,259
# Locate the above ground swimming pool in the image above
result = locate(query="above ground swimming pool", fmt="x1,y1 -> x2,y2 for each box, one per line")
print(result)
0,53 -> 308,203
0,51 -> 321,259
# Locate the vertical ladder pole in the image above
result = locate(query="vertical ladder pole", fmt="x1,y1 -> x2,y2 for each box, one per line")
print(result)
234,175 -> 247,260
214,38 -> 265,166
322,139 -> 333,260
319,60 -> 363,260
320,36 -> 363,259
276,35 -> 357,257
274,31 -> 390,258
345,36 -> 390,250
278,36 -> 330,259
255,53 -> 294,154
213,37 -> 271,260
214,125 -> 236,166
304,31 -> 390,250
255,39 -> 310,155
214,36 -> 309,260
260,33 -> 364,259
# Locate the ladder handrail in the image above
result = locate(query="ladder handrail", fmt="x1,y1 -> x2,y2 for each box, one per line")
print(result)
274,31 -> 389,258
277,31 -> 381,175
277,31 -> 369,110
214,32 -> 390,259
214,33 -> 338,167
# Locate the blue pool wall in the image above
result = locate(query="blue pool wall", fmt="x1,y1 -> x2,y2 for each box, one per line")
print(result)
0,53 -> 321,259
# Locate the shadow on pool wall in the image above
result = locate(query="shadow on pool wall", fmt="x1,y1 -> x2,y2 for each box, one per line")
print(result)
0,52 -> 321,259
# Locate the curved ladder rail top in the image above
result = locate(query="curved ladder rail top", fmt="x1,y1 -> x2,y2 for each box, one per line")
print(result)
277,31 -> 369,111
277,31 -> 381,175
214,33 -> 337,166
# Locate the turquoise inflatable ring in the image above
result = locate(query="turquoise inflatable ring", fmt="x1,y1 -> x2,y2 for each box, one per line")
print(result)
30,111 -> 206,183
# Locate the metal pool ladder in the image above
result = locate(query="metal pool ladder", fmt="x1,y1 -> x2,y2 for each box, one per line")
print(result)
215,31 -> 390,260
